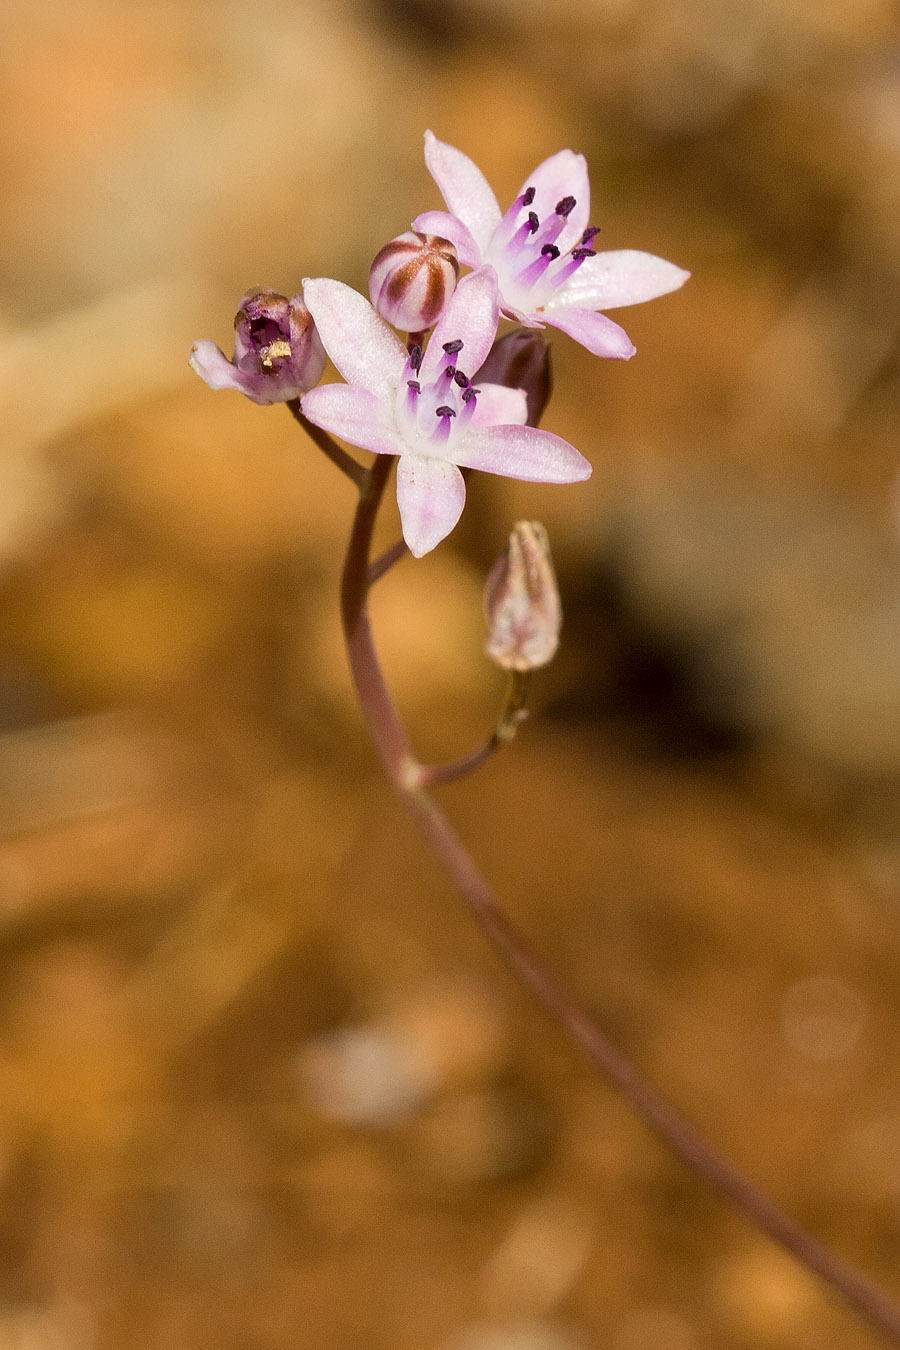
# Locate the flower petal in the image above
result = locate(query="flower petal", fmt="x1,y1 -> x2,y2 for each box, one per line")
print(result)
190,340 -> 244,392
396,453 -> 467,557
451,424 -> 592,483
301,384 -> 402,457
469,383 -> 528,428
520,149 -> 590,254
411,209 -> 484,269
302,277 -> 407,400
420,268 -> 500,385
189,340 -> 292,404
541,307 -> 636,359
547,250 -> 690,312
424,131 -> 502,257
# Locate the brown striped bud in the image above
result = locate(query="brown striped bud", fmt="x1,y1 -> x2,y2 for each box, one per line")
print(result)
484,521 -> 562,671
369,231 -> 459,332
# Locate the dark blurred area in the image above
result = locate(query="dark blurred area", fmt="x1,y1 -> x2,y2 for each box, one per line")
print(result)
1,0 -> 900,1346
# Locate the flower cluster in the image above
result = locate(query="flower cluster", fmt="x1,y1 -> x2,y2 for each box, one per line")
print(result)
190,134 -> 688,556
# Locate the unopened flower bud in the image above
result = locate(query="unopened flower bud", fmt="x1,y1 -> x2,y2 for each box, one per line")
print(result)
484,522 -> 562,671
474,329 -> 552,427
369,231 -> 459,332
189,288 -> 326,405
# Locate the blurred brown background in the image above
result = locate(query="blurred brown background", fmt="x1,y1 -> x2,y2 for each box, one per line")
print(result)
2,0 -> 900,1346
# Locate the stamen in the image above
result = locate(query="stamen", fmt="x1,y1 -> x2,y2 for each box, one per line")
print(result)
555,196 -> 576,217
459,384 -> 479,424
442,339 -> 464,354
408,344 -> 422,372
504,211 -> 541,261
453,370 -> 469,387
550,247 -> 596,289
533,210 -> 568,250
580,226 -> 601,244
403,376 -> 422,419
430,403 -> 455,445
514,250 -> 558,289
494,187 -> 539,250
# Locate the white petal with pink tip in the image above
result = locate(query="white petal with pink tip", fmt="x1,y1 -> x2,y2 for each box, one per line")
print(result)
547,250 -> 691,312
423,132 -> 501,256
396,454 -> 467,557
303,277 -> 407,398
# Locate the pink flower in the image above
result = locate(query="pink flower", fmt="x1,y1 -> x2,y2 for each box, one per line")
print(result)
413,131 -> 689,360
300,269 -> 591,558
189,288 -> 326,405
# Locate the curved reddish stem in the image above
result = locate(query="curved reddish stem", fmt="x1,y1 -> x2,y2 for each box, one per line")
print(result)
327,434 -> 900,1345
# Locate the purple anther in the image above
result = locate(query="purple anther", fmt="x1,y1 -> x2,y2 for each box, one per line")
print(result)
523,187 -> 536,206
555,196 -> 576,217
453,370 -> 469,387
527,211 -> 539,234
461,386 -> 479,403
407,379 -> 421,392
540,244 -> 561,260
435,405 -> 456,418
409,344 -> 422,371
442,339 -> 464,354
580,226 -> 601,244
571,247 -> 596,260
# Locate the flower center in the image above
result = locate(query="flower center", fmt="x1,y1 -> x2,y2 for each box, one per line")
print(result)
248,316 -> 292,371
396,337 -> 481,454
485,190 -> 599,313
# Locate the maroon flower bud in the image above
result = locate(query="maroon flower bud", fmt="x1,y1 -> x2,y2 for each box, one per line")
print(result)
484,521 -> 562,672
474,329 -> 552,427
189,288 -> 326,405
369,231 -> 459,333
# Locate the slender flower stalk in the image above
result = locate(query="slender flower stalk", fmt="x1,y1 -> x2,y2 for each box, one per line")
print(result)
415,670 -> 531,790
317,421 -> 900,1347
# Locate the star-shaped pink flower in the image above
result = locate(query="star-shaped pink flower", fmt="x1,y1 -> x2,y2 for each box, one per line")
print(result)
300,268 -> 591,557
413,132 -> 689,360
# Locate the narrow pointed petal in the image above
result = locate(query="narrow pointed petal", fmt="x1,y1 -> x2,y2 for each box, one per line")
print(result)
301,384 -> 402,457
189,339 -> 296,404
542,307 -> 636,359
420,268 -> 500,385
547,250 -> 691,312
424,131 -> 502,256
451,424 -> 592,482
411,210 -> 484,270
302,278 -> 407,400
396,453 -> 467,557
520,149 -> 590,253
190,341 -> 247,392
468,383 -> 528,427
